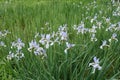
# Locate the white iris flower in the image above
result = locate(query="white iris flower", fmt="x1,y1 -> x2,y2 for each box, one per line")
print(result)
64,42 -> 75,54
89,57 -> 102,73
100,40 -> 110,49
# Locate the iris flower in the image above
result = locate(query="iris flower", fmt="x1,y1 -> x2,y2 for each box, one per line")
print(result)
109,33 -> 118,42
89,57 -> 102,73
7,51 -> 14,60
100,40 -> 110,49
64,42 -> 75,54
28,40 -> 46,56
11,38 -> 25,51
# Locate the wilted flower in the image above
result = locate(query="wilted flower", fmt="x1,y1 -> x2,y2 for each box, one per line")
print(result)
100,40 -> 110,49
89,57 -> 102,73
64,42 -> 75,54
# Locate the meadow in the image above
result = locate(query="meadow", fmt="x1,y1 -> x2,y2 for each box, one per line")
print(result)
0,0 -> 120,80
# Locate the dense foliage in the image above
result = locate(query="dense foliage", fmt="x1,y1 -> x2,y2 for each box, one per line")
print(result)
0,0 -> 120,80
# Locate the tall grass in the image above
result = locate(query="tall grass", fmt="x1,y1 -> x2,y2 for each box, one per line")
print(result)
0,0 -> 120,80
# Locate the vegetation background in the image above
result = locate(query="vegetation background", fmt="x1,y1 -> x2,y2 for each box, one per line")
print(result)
0,0 -> 120,80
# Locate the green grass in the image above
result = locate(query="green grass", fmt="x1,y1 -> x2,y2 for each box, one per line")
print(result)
0,0 -> 120,80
